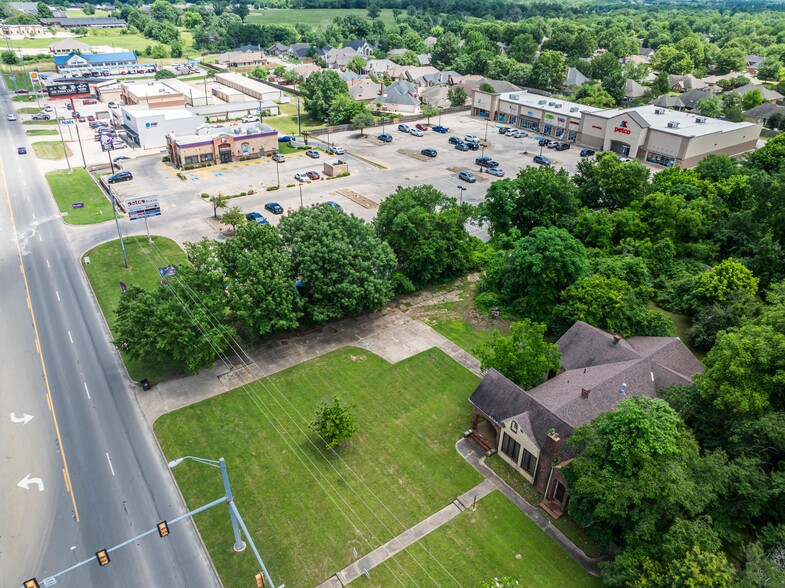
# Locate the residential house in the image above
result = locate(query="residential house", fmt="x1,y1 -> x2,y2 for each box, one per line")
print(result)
419,85 -> 450,108
288,43 -> 320,62
668,74 -> 707,92
423,36 -> 437,47
323,46 -> 359,70
293,63 -> 321,81
404,65 -> 440,85
49,39 -> 92,55
421,70 -> 461,86
745,102 -> 785,126
377,79 -> 419,113
746,54 -> 765,75
677,87 -> 717,111
266,43 -> 289,57
339,71 -> 367,83
564,67 -> 589,89
650,94 -> 686,110
348,78 -> 383,103
386,65 -> 415,81
345,39 -> 373,57
417,54 -> 431,66
234,44 -> 264,53
461,76 -> 522,94
732,83 -> 784,103
638,47 -> 655,61
365,59 -> 396,77
623,78 -> 646,100
468,321 -> 704,517
214,51 -> 266,68
8,2 -> 39,14
386,48 -> 408,59
701,72 -> 751,87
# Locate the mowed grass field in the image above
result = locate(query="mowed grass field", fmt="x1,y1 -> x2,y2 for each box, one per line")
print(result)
8,29 -> 196,54
32,141 -> 72,159
45,169 -> 114,224
155,346 -> 601,587
247,7 -> 397,28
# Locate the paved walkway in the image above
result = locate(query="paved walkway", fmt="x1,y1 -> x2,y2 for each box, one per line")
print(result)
138,309 -> 482,424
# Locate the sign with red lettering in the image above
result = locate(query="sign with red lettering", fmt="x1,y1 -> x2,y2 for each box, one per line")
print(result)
614,120 -> 632,134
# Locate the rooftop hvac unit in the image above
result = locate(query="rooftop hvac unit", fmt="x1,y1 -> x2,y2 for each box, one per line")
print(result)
654,108 -> 664,114
548,101 -> 555,106
509,93 -> 520,100
570,107 -> 579,112
666,121 -> 680,128
555,103 -> 563,108
538,99 -> 547,105
695,117 -> 706,123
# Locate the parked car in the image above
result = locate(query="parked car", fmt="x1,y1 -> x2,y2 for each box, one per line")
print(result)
88,120 -> 105,128
579,149 -> 596,157
241,114 -> 259,123
397,123 -> 411,132
448,136 -> 463,145
278,135 -> 295,142
432,125 -> 448,133
464,141 -> 479,151
454,142 -> 469,151
408,128 -> 424,137
537,138 -> 548,146
245,212 -> 268,225
464,134 -> 480,143
305,149 -> 320,158
546,140 -> 559,148
15,89 -> 28,95
271,153 -> 285,163
555,142 -> 570,151
82,98 -> 97,105
420,148 -> 437,157
487,167 -> 505,177
113,156 -> 130,162
17,147 -> 26,155
43,105 -> 53,112
264,202 -> 284,214
325,201 -> 343,211
107,101 -> 118,108
66,103 -> 73,110
294,172 -> 311,182
78,116 -> 86,123
306,171 -> 321,180
533,155 -> 551,165
510,130 -> 526,138
107,171 -> 133,183
415,123 -> 428,131
111,140 -> 127,149
619,157 -> 631,162
327,145 -> 345,155
498,126 -> 510,134
377,133 -> 393,142
475,157 -> 499,167
458,170 -> 477,183
6,113 -> 16,121
87,115 -> 96,122
32,113 -> 49,120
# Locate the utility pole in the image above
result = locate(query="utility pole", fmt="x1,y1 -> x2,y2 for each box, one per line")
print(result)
74,121 -> 87,168
296,97 -> 301,135
54,107 -> 72,173
275,158 -> 280,188
109,184 -> 129,269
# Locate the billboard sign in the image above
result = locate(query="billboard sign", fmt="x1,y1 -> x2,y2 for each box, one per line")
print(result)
46,82 -> 90,97
127,196 -> 161,221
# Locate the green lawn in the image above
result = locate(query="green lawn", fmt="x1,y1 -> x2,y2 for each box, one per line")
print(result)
424,306 -> 506,355
2,72 -> 35,92
22,119 -> 58,125
66,8 -> 111,17
32,141 -> 72,159
83,236 -> 189,382
8,29 -> 196,54
18,107 -> 40,114
247,7 -> 397,28
26,129 -> 58,136
156,347 -> 495,587
264,100 -> 323,136
364,491 -> 602,587
45,168 -> 113,224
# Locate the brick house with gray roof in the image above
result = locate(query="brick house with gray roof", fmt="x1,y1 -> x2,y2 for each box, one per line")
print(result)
468,321 -> 703,517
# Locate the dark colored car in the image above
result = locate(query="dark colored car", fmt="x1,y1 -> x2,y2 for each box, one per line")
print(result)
377,133 -> 393,142
458,170 -> 477,183
415,123 -> 428,131
454,142 -> 469,151
107,171 -> 133,183
432,125 -> 448,133
325,201 -> 343,211
555,143 -> 570,151
498,126 -> 510,134
264,202 -> 284,214
278,135 -> 295,142
421,148 -> 437,157
464,141 -> 479,151
245,211 -> 268,225
17,147 -> 26,154
475,157 -> 499,167
306,171 -> 321,180
448,136 -> 463,145
82,98 -> 97,105
538,138 -> 548,146
15,89 -> 29,95
113,156 -> 130,162
580,149 -> 596,157
305,149 -> 320,158
533,155 -> 551,165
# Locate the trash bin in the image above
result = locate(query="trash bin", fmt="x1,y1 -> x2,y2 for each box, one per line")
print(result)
140,378 -> 152,391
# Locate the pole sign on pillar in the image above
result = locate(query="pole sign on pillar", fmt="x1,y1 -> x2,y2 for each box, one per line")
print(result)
127,196 -> 161,220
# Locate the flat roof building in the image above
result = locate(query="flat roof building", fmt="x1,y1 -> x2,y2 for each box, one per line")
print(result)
160,78 -> 211,106
54,51 -> 137,72
214,72 -> 283,103
115,106 -> 206,149
472,90 -> 761,168
166,122 -> 279,168
187,100 -> 279,122
121,81 -> 185,109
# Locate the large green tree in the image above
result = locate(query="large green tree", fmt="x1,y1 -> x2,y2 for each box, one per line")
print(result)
574,151 -> 650,210
300,70 -> 349,121
279,204 -> 396,323
529,50 -> 566,91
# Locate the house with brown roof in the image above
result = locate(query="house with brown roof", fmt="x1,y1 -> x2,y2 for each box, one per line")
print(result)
467,321 -> 703,518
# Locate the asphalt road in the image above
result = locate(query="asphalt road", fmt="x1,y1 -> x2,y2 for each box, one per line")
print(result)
0,85 -> 220,586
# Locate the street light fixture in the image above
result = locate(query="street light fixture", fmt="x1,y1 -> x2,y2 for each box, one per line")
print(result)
456,185 -> 466,205
324,118 -> 331,151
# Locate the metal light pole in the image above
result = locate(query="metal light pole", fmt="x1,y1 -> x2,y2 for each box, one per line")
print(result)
169,456 -> 246,553
296,97 -> 301,135
275,158 -> 280,188
109,184 -> 129,269
73,121 -> 87,168
457,185 -> 466,205
324,118 -> 330,151
54,107 -> 72,173
438,107 -> 442,126
298,181 -> 303,208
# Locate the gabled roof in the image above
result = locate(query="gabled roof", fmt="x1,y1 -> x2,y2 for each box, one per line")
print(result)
668,74 -> 707,91
651,94 -> 686,109
417,54 -> 430,65
49,39 -> 92,51
424,36 -> 437,46
746,54 -> 765,67
564,67 -> 589,87
267,43 -> 288,53
678,87 -> 715,109
461,77 -> 521,93
339,71 -> 367,82
732,83 -> 784,102
745,102 -> 785,119
345,39 -> 370,51
624,78 -> 646,98
235,44 -> 262,52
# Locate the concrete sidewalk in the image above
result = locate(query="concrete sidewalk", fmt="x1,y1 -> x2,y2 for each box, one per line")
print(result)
138,309 -> 482,424
315,479 -> 496,588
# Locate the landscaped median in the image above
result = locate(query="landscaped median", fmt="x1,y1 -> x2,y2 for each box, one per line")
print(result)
154,347 -> 601,588
45,169 -> 114,224
32,141 -> 72,160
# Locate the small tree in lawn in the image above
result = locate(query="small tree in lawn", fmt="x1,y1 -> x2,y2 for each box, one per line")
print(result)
447,85 -> 468,107
221,206 -> 244,231
421,103 -> 438,125
210,193 -> 228,218
310,396 -> 358,449
351,110 -> 375,137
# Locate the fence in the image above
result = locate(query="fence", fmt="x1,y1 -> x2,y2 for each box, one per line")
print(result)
304,105 -> 471,137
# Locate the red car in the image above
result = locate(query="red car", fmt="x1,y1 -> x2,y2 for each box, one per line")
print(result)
87,115 -> 96,121
15,89 -> 29,95
82,98 -> 97,105
415,123 -> 428,131
78,116 -> 86,122
306,171 -> 320,180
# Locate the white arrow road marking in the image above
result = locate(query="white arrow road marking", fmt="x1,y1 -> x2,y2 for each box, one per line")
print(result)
106,453 -> 115,476
9,412 -> 34,425
17,475 -> 45,492
83,382 -> 90,399
68,331 -> 73,344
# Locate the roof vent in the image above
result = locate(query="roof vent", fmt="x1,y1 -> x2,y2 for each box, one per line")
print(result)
695,117 -> 706,123
667,121 -> 680,128
570,106 -> 578,112
538,99 -> 547,105
548,101 -> 555,106
509,93 -> 520,100
654,108 -> 664,115
555,103 -> 562,108
612,335 -> 621,347
581,387 -> 591,399
619,382 -> 627,395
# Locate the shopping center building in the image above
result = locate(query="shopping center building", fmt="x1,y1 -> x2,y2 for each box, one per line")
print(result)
166,122 -> 279,168
472,90 -> 762,168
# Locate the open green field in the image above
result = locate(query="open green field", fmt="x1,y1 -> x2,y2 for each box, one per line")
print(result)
83,236 -> 189,382
66,8 -> 111,18
26,128 -> 58,136
45,168 -> 113,224
366,491 -> 602,587
2,72 -> 36,92
8,29 -> 196,55
264,99 -> 322,135
156,346 -> 600,587
22,118 -> 58,125
247,7 -> 397,28
32,140 -> 72,159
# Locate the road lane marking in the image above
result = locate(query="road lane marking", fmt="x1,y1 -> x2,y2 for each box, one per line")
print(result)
55,290 -> 60,302
46,259 -> 50,268
106,452 -> 115,476
68,330 -> 73,343
9,412 -> 34,425
17,474 -> 45,492
63,468 -> 70,492
38,233 -> 42,242
0,152 -> 81,522
83,382 -> 90,400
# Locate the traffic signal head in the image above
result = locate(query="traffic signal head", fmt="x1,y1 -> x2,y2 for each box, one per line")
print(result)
255,572 -> 265,587
157,521 -> 170,538
23,579 -> 40,588
96,549 -> 110,566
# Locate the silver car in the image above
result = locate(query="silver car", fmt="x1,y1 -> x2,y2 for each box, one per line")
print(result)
408,128 -> 424,137
487,167 -> 505,177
